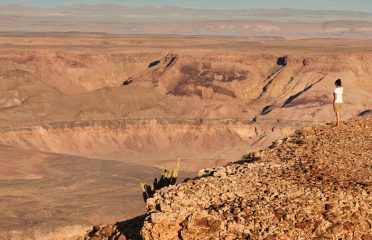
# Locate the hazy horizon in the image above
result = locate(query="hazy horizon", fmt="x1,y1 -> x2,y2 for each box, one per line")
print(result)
1,1 -> 372,39
1,0 -> 372,13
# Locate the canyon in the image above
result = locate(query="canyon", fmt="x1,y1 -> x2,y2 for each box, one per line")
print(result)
0,35 -> 371,239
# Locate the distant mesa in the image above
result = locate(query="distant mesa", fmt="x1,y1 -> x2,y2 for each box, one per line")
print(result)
1,5 -> 372,39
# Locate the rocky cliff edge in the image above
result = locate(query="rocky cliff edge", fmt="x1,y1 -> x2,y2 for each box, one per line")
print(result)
83,118 -> 372,240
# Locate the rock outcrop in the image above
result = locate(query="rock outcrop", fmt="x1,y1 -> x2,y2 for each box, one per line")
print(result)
84,118 -> 372,239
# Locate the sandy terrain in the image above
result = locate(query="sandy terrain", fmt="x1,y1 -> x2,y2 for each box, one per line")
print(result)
0,146 -> 178,239
0,34 -> 371,239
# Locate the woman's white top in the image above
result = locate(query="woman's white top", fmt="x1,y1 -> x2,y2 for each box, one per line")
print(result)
334,87 -> 343,103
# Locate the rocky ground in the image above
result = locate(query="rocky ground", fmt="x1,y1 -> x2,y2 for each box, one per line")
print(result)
84,118 -> 372,240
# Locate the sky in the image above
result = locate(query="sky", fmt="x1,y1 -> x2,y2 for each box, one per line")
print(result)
0,0 -> 372,12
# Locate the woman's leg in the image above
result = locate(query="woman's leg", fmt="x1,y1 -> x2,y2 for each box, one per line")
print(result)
333,103 -> 338,126
333,103 -> 341,126
336,111 -> 340,126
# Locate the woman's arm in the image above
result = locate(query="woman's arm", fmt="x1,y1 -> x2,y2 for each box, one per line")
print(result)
333,93 -> 336,103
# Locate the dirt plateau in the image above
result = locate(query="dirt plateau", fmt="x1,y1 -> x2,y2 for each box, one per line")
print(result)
83,118 -> 372,240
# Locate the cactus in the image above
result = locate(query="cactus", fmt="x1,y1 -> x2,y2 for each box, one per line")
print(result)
141,157 -> 181,202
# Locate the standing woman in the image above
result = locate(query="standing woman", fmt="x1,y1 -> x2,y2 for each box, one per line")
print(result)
333,79 -> 343,127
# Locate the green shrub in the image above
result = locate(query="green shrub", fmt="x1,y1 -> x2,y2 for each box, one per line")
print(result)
140,157 -> 181,202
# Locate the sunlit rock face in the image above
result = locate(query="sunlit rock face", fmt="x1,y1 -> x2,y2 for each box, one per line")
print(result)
141,118 -> 372,240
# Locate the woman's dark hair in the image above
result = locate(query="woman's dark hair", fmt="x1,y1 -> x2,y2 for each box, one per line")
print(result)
335,79 -> 342,87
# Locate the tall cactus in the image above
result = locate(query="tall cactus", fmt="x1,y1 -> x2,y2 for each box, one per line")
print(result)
141,157 -> 181,202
